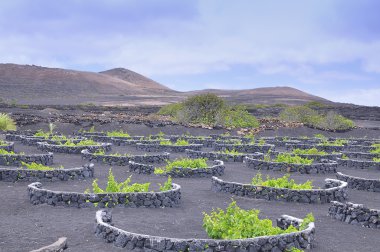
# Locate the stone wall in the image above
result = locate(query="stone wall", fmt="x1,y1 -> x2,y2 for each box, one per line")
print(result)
269,151 -> 341,162
20,136 -> 84,146
186,149 -> 263,162
285,143 -> 344,152
244,157 -> 337,174
0,163 -> 94,182
37,142 -> 112,154
81,149 -> 169,166
0,141 -> 14,152
111,139 -> 163,146
343,145 -> 376,152
0,152 -> 53,166
27,181 -> 181,208
212,177 -> 347,203
342,151 -> 378,160
94,210 -> 315,251
337,158 -> 380,170
135,143 -> 203,153
328,201 -> 380,229
213,143 -> 274,153
336,172 -> 380,192
128,160 -> 225,178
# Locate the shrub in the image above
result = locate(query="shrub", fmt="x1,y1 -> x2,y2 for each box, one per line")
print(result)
318,139 -> 347,146
202,201 -> 309,239
373,157 -> 380,162
157,103 -> 183,117
218,149 -> 241,155
0,113 -> 17,131
292,148 -> 327,155
87,169 -> 150,193
159,94 -> 259,129
314,134 -> 327,141
21,162 -> 59,171
273,153 -> 314,165
106,130 -> 130,138
155,158 -> 208,174
219,105 -> 260,128
0,140 -> 9,146
251,173 -> 313,190
280,106 -> 354,131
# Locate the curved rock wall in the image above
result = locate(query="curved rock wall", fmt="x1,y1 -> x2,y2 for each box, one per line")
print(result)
94,210 -> 315,251
0,163 -> 94,182
0,152 -> 53,166
336,172 -> 380,192
27,181 -> 181,208
186,149 -> 263,162
212,177 -> 347,203
135,143 -> 203,153
37,142 -> 112,154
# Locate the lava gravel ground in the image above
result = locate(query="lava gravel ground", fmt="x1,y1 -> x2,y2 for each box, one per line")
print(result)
0,125 -> 379,252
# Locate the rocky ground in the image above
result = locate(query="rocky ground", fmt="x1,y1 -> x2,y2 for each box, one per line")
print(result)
0,124 -> 379,252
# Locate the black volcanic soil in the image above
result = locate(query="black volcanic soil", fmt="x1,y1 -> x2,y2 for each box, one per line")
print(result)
0,125 -> 379,252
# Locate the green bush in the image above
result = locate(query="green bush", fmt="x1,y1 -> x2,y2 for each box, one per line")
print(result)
273,153 -> 314,165
292,148 -> 327,155
251,173 -> 313,190
217,149 -> 241,155
158,94 -> 260,128
373,157 -> 380,162
157,103 -> 183,117
280,106 -> 354,131
155,158 -> 208,174
86,169 -> 150,193
203,201 -> 306,239
220,105 -> 260,128
318,139 -> 348,146
0,149 -> 23,155
158,176 -> 173,191
0,113 -> 16,131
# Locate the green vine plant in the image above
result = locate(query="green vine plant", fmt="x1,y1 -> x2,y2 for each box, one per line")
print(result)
154,158 -> 208,174
159,139 -> 189,146
85,169 -> 172,193
251,173 -> 313,190
60,139 -> 100,146
202,200 -> 314,239
292,148 -> 327,155
106,130 -> 130,138
265,153 -> 314,165
21,162 -> 62,171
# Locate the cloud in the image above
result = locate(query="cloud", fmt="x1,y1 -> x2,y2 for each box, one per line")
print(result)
318,88 -> 380,107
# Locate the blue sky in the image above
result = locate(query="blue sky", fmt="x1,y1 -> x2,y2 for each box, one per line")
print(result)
0,0 -> 379,106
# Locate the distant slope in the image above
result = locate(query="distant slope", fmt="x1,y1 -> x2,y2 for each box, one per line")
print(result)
99,68 -> 176,94
188,87 -> 329,105
0,63 -> 330,106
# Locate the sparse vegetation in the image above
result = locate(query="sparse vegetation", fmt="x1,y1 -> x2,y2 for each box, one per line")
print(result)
158,176 -> 173,191
272,153 -> 314,165
251,173 -> 313,190
217,149 -> 242,155
61,139 -> 100,146
318,139 -> 348,146
280,106 -> 354,131
106,130 -> 130,138
373,157 -> 380,162
0,149 -> 24,155
0,113 -> 17,131
159,139 -> 189,146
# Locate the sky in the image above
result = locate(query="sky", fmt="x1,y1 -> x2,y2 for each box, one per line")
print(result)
0,0 -> 379,106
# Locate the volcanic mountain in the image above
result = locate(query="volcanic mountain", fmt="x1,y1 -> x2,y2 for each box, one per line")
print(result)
0,63 -> 329,105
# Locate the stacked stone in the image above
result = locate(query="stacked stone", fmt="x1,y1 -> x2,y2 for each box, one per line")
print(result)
81,149 -> 169,166
337,158 -> 380,170
244,157 -> 337,174
20,136 -> 84,146
285,143 -> 344,152
0,163 -> 94,182
343,145 -> 376,152
212,177 -> 347,203
0,152 -> 53,166
27,181 -> 181,208
111,139 -> 163,146
85,135 -> 143,143
341,151 -> 378,160
94,210 -> 315,251
0,141 -> 14,152
37,142 -> 112,154
186,149 -> 263,162
129,160 -> 225,178
213,143 -> 274,153
336,172 -> 380,192
328,201 -> 380,229
269,151 -> 341,162
136,143 -> 203,153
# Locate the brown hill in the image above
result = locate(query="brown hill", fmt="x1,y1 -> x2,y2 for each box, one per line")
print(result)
0,63 -> 330,106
